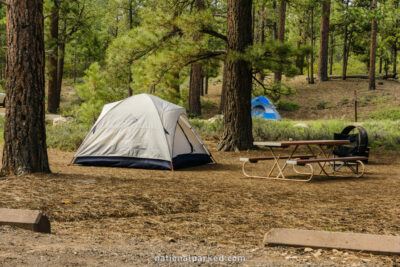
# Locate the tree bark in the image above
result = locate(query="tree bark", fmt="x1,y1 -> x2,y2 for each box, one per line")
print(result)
2,0 -> 50,175
342,0 -> 349,80
318,0 -> 330,82
309,6 -> 315,84
274,0 -> 286,83
189,64 -> 202,115
273,1 -> 278,40
219,62 -> 228,114
393,42 -> 397,77
47,0 -> 59,113
217,0 -> 253,151
329,31 -> 334,75
205,74 -> 209,95
368,0 -> 377,90
128,0 -> 133,96
188,0 -> 204,116
56,39 -> 65,107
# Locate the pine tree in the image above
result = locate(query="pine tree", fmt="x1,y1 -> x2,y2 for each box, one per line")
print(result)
318,0 -> 330,82
217,0 -> 253,151
2,0 -> 50,175
369,0 -> 377,90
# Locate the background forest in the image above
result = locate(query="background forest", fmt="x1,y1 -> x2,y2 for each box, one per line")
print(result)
0,0 -> 400,150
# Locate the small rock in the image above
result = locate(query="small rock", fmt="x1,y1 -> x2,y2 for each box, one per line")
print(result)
294,123 -> 308,128
168,238 -> 176,243
332,249 -> 342,255
304,247 -> 313,252
313,250 -> 322,258
330,257 -> 336,260
361,259 -> 371,263
343,252 -> 349,256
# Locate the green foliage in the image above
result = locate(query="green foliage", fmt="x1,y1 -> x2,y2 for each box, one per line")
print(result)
46,121 -> 91,151
75,62 -> 124,123
316,101 -> 328,110
340,98 -> 349,105
253,82 -> 296,102
277,100 -> 300,112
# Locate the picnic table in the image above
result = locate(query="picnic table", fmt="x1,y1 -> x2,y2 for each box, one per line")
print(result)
240,140 -> 368,182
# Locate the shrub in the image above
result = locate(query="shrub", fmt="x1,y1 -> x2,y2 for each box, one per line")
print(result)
277,100 -> 300,111
316,101 -> 328,110
46,121 -> 91,151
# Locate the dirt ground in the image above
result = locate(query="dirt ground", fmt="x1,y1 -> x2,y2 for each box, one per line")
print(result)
1,142 -> 400,266
1,78 -> 400,266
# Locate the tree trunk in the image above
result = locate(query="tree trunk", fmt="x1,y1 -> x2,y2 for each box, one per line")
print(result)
47,0 -> 59,113
273,1 -> 278,40
318,0 -> 330,82
217,0 -> 253,152
219,62 -> 228,114
257,4 -> 266,81
188,0 -> 204,116
189,64 -> 202,116
393,43 -> 397,77
329,32 -> 334,75
56,40 -> 65,108
379,55 -> 382,74
310,6 -> 315,84
368,0 -> 377,90
128,0 -> 133,96
342,0 -> 349,80
2,0 -> 50,175
342,24 -> 348,80
274,0 -> 286,83
205,75 -> 209,95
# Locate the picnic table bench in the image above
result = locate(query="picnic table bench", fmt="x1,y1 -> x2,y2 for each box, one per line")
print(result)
241,140 -> 368,182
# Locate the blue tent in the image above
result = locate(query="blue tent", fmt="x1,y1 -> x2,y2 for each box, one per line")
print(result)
251,96 -> 281,120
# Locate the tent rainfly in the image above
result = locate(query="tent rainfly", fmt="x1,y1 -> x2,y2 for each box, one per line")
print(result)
251,96 -> 281,120
73,94 -> 213,170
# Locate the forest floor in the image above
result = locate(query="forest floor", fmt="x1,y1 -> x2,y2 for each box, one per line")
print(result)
1,145 -> 400,266
1,76 -> 400,266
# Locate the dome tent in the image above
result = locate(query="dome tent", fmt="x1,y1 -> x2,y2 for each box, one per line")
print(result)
251,96 -> 281,120
73,94 -> 213,170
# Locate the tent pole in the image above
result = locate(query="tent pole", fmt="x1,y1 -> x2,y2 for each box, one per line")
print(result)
170,161 -> 175,171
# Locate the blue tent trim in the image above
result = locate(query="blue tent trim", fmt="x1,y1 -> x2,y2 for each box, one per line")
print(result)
251,96 -> 281,120
74,153 -> 212,170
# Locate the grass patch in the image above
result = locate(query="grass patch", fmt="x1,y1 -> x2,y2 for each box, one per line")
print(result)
368,108 -> 400,121
191,117 -> 400,150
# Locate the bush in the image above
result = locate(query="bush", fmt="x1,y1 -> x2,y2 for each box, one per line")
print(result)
46,122 -> 91,151
316,101 -> 328,110
277,100 -> 300,111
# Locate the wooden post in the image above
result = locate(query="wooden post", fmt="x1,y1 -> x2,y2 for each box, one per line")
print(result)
354,90 -> 358,122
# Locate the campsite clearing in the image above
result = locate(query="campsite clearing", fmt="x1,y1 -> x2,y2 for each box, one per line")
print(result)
0,143 -> 400,266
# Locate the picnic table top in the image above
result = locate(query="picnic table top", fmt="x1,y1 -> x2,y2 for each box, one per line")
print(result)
253,140 -> 350,147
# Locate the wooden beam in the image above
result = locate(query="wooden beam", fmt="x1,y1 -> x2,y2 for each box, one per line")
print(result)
264,228 -> 400,255
0,208 -> 51,233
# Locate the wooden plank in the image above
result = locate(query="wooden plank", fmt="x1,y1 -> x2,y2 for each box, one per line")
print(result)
290,156 -> 368,165
264,228 -> 400,254
0,208 -> 51,233
253,141 -> 285,147
254,140 -> 350,147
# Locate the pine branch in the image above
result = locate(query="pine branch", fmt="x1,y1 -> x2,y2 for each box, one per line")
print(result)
201,28 -> 227,42
252,75 -> 268,91
0,1 -> 8,6
184,50 -> 226,66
